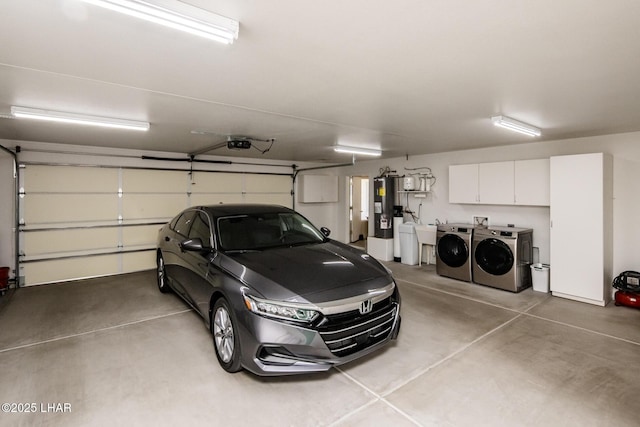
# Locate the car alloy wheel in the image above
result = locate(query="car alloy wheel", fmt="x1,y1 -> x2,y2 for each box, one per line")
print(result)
212,298 -> 242,372
156,252 -> 170,293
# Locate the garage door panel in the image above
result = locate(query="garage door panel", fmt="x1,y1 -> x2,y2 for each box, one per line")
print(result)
122,194 -> 187,220
20,165 -> 293,285
123,169 -> 187,193
122,225 -> 162,247
245,174 -> 291,193
25,194 -> 118,224
25,165 -> 118,193
190,172 -> 242,193
122,251 -> 155,273
244,193 -> 292,206
24,255 -> 120,285
24,228 -> 119,255
190,194 -> 244,206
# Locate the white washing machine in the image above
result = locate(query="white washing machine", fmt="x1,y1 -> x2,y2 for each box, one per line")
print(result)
472,226 -> 533,292
435,224 -> 474,282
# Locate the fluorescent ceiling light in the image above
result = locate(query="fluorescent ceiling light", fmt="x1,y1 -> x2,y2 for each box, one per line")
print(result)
11,106 -> 150,131
491,115 -> 541,137
334,145 -> 382,156
82,0 -> 239,44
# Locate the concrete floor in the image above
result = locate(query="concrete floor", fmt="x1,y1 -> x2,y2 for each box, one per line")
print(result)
1,263 -> 639,426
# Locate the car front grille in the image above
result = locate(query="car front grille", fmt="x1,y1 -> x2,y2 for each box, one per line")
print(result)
317,300 -> 398,357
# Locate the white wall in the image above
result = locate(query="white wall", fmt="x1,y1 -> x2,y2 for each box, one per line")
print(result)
325,131 -> 640,276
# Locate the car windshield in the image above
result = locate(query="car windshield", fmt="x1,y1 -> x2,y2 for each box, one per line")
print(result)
217,212 -> 326,251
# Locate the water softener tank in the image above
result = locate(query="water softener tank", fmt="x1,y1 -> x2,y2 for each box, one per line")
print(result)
393,206 -> 404,262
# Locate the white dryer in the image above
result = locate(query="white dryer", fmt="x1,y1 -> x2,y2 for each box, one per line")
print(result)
472,226 -> 533,292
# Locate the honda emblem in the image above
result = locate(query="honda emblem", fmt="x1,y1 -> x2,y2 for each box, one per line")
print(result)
359,299 -> 373,315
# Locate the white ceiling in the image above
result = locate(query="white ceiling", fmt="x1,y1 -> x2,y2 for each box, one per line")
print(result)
1,0 -> 639,163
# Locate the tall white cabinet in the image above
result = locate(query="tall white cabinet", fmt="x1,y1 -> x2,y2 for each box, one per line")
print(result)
550,153 -> 613,306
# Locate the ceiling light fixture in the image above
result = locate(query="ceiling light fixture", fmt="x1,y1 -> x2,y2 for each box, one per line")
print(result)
11,106 -> 150,131
81,0 -> 239,44
491,115 -> 541,137
333,145 -> 382,156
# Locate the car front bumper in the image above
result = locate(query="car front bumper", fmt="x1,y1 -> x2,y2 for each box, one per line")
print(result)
237,302 -> 401,376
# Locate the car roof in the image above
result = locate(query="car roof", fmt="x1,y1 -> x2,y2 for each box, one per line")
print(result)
195,204 -> 295,218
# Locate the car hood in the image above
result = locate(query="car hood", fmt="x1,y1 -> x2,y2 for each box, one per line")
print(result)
218,241 -> 392,304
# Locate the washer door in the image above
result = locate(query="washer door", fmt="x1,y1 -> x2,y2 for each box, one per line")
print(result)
437,234 -> 469,268
474,238 -> 514,275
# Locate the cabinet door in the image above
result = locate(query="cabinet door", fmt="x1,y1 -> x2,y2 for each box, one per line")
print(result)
550,153 -> 605,303
299,175 -> 338,203
515,159 -> 550,206
478,162 -> 514,204
449,164 -> 478,203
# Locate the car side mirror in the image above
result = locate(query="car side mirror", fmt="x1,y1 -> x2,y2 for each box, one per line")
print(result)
320,227 -> 331,237
180,238 -> 210,252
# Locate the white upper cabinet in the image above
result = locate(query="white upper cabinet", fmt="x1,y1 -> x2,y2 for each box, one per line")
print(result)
449,164 -> 479,203
479,161 -> 515,204
449,159 -> 550,206
514,159 -> 550,206
299,175 -> 339,203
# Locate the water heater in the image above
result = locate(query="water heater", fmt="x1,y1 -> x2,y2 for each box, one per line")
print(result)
373,177 -> 395,238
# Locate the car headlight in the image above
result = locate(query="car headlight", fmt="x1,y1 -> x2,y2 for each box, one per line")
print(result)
243,294 -> 319,323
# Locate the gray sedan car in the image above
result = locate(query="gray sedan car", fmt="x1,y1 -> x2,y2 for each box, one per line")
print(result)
156,204 -> 401,376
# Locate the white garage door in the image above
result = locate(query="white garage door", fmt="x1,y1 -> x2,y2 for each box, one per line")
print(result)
19,164 -> 292,285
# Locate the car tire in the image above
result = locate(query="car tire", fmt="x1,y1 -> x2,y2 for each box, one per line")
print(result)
156,252 -> 171,294
212,298 -> 242,373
